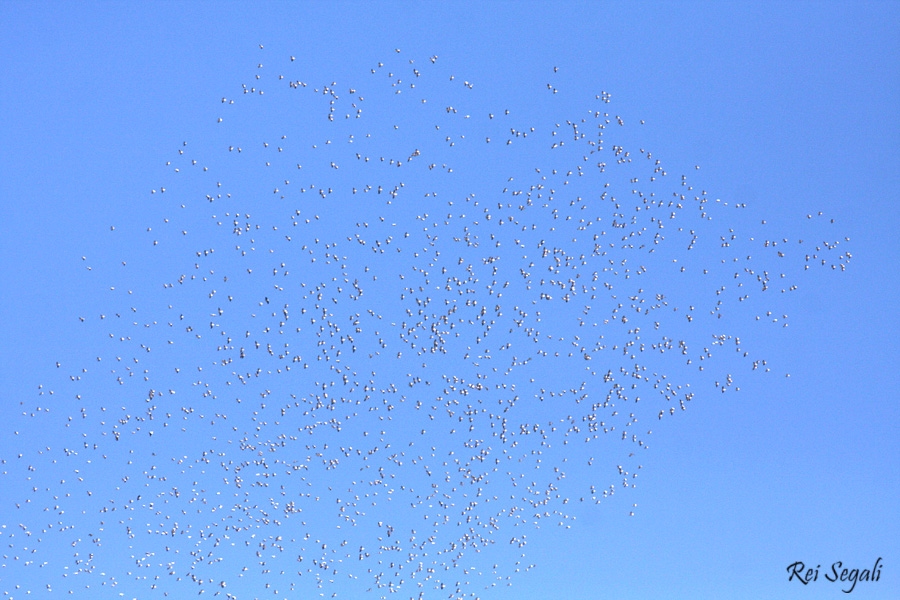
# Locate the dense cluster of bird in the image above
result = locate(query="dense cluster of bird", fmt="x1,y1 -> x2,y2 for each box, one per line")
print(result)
2,47 -> 850,599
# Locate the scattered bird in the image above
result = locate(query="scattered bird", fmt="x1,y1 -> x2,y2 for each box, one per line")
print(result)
4,45 -> 850,600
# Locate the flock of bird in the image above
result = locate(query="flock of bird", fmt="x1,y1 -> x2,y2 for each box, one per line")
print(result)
2,47 -> 850,599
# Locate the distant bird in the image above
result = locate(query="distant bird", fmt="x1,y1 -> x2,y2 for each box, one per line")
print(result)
12,45 -> 850,600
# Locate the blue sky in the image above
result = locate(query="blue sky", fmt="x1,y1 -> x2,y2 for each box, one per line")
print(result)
1,2 -> 898,599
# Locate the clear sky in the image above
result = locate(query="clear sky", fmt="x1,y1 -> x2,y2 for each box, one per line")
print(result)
1,2 -> 898,599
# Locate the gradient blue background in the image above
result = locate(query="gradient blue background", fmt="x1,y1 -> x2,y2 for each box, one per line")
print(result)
1,2 -> 898,599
